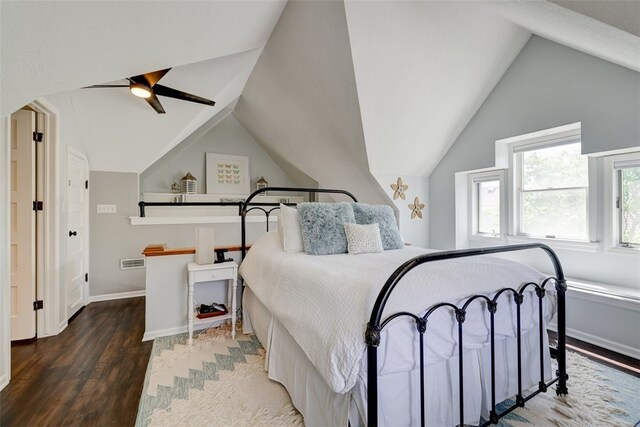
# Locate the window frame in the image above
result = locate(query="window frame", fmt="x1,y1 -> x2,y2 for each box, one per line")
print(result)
603,151 -> 640,253
468,169 -> 506,241
506,127 -> 596,245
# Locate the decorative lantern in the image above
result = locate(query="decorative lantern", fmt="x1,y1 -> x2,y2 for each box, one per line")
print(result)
256,176 -> 268,194
180,172 -> 197,194
170,180 -> 181,194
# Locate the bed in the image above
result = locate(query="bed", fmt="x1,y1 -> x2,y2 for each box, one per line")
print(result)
237,187 -> 568,427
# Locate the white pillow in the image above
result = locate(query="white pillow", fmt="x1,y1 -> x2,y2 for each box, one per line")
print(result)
344,223 -> 384,255
278,203 -> 304,253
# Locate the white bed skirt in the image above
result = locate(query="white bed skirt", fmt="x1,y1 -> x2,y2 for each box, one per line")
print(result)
243,287 -> 552,427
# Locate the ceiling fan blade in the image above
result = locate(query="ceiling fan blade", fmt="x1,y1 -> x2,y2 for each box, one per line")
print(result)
83,85 -> 129,88
142,69 -> 171,87
145,93 -> 166,114
153,84 -> 216,106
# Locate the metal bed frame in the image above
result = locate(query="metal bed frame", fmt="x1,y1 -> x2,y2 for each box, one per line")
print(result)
138,186 -> 568,426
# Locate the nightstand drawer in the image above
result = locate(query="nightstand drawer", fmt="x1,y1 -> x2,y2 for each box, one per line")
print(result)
193,268 -> 233,283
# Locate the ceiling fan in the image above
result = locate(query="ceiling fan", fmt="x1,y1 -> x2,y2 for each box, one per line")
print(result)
84,68 -> 215,114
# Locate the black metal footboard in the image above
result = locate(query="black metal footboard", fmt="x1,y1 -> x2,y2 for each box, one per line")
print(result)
365,244 -> 568,427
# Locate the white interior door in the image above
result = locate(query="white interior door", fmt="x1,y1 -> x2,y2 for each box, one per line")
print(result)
66,149 -> 88,319
10,110 -> 36,340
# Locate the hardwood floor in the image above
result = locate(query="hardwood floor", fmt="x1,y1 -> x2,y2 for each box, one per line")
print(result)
1,297 -> 152,427
549,330 -> 640,379
1,298 -> 638,427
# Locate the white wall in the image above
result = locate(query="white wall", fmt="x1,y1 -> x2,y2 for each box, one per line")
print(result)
1,118 -> 10,390
235,0 -> 391,207
373,173 -> 429,248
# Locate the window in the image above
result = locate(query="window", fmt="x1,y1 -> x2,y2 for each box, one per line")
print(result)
512,131 -> 590,241
618,166 -> 640,247
478,180 -> 500,235
606,153 -> 640,249
469,171 -> 505,239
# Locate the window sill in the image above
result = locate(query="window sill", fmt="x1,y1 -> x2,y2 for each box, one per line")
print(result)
468,234 -> 504,243
604,246 -> 640,256
506,235 -> 600,252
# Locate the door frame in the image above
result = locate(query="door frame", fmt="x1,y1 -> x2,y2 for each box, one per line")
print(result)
66,145 -> 90,316
1,98 -> 61,390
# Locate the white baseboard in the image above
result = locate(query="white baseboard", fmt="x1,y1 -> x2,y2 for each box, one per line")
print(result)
143,325 -> 188,342
142,320 -> 227,342
548,323 -> 640,360
0,374 -> 8,392
89,290 -> 145,303
57,319 -> 68,334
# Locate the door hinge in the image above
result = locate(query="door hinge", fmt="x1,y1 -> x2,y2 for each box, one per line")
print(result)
85,180 -> 89,189
33,300 -> 44,311
32,131 -> 43,143
85,273 -> 88,282
32,200 -> 43,211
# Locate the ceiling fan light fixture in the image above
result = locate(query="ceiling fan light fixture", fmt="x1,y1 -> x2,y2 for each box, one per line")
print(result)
130,83 -> 152,99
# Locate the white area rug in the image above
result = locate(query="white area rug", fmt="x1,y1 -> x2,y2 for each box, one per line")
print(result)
136,324 -> 639,426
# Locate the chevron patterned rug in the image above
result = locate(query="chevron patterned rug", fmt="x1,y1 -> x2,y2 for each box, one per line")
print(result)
136,324 -> 639,427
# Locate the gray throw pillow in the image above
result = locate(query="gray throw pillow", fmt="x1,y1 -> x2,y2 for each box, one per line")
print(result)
297,202 -> 356,255
351,203 -> 404,250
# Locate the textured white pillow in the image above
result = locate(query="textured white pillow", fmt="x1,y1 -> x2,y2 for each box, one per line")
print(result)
344,223 -> 384,255
278,204 -> 304,253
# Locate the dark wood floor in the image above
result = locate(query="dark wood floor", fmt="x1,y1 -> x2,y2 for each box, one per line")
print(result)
549,330 -> 640,379
1,298 -> 638,427
1,297 -> 152,427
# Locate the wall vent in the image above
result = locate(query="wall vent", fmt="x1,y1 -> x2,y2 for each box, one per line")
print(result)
120,258 -> 146,270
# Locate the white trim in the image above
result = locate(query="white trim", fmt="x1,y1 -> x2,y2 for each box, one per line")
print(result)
547,324 -> 640,360
0,374 -> 8,391
467,169 -> 506,240
58,319 -> 68,334
603,151 -> 640,253
142,319 -> 224,342
1,117 -> 11,391
506,235 -> 600,252
29,99 -> 61,338
129,215 -> 278,226
65,146 -> 90,316
88,290 -> 146,303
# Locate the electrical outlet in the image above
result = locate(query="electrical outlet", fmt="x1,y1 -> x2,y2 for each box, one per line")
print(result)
97,204 -> 117,214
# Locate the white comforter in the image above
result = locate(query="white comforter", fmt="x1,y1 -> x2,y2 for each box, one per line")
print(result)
240,231 -> 550,394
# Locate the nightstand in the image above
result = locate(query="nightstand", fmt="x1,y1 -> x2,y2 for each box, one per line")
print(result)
186,261 -> 238,345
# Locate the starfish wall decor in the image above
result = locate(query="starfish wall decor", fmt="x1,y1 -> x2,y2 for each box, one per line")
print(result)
390,177 -> 408,200
409,197 -> 425,219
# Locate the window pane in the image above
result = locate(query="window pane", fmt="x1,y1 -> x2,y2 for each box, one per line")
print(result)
521,189 -> 587,240
621,167 -> 640,245
478,180 -> 500,235
522,143 -> 588,190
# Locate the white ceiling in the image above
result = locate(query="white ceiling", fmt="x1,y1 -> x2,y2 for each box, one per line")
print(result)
2,0 -> 638,184
234,0 -> 391,206
344,1 -> 530,176
0,0 -> 286,115
50,49 -> 263,173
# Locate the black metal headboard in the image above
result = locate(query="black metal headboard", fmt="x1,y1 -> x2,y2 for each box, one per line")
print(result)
240,187 -> 358,260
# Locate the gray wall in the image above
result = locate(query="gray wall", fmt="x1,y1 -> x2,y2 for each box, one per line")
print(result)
140,114 -> 295,193
430,35 -> 640,250
90,115 -> 298,296
89,171 -> 279,296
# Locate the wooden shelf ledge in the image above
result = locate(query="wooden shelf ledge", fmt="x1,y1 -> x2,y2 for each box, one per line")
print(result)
142,244 -> 252,257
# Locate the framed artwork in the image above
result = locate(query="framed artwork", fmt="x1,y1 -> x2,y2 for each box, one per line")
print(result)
206,153 -> 250,195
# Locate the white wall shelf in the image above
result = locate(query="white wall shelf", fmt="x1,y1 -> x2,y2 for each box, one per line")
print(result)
129,216 -> 278,226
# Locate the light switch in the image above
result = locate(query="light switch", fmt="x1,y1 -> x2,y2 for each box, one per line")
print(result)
97,204 -> 117,213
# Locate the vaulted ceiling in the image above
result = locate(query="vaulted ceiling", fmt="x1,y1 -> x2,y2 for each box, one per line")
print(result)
1,0 -> 638,187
